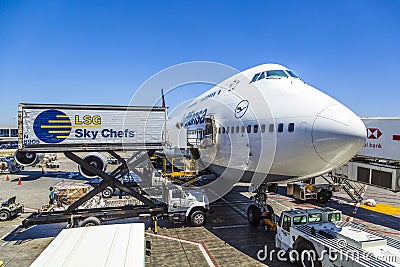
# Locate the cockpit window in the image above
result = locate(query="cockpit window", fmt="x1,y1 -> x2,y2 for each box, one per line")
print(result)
286,70 -> 299,78
257,72 -> 266,81
266,70 -> 288,78
251,73 -> 260,83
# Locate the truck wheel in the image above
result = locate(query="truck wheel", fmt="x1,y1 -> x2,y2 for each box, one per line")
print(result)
327,190 -> 333,199
298,241 -> 321,267
0,210 -> 10,221
317,191 -> 328,204
190,210 -> 205,227
102,187 -> 114,198
247,205 -> 261,226
79,216 -> 101,227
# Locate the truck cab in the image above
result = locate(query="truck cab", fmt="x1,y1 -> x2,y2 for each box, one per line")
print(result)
162,183 -> 210,226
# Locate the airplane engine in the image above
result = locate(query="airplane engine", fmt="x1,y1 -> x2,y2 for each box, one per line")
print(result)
78,152 -> 107,178
14,151 -> 44,166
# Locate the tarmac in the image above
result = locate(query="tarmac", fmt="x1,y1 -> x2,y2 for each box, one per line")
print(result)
0,154 -> 399,266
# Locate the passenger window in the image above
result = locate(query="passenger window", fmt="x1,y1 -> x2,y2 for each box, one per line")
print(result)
251,73 -> 260,83
269,124 -> 274,133
222,127 -> 226,134
288,123 -> 295,132
282,215 -> 291,232
219,127 -> 221,134
236,126 -> 239,133
226,127 -> 229,134
241,126 -> 245,133
254,125 -> 258,133
231,127 -> 234,134
261,124 -> 265,133
278,123 -> 284,133
247,125 -> 251,133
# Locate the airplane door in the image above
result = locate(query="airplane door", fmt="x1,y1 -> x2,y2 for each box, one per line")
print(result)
203,115 -> 215,145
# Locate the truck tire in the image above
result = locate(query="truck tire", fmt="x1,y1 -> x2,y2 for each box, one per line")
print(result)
247,205 -> 261,226
297,241 -> 321,267
190,210 -> 205,227
327,190 -> 333,199
102,187 -> 114,198
317,191 -> 328,204
79,216 -> 101,227
0,210 -> 10,221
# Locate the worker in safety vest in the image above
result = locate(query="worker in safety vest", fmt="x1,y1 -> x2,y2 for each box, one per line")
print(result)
49,187 -> 55,205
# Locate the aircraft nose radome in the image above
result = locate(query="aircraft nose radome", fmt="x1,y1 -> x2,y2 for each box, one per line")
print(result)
312,104 -> 366,166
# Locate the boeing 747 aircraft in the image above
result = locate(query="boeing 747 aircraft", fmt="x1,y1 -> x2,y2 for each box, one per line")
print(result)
166,63 -> 366,189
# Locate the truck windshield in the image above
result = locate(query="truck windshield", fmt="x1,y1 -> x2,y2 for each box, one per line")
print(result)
293,215 -> 307,225
308,213 -> 322,223
328,213 -> 341,222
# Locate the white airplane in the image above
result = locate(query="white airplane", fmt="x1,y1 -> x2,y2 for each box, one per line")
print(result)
166,63 -> 366,188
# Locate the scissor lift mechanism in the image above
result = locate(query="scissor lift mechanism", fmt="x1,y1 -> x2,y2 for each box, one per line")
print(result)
22,150 -> 168,228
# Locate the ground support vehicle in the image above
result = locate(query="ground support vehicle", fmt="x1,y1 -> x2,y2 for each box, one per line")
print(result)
287,182 -> 335,204
275,207 -> 400,267
22,151 -> 210,229
0,197 -> 23,221
0,157 -> 20,173
45,160 -> 59,168
17,103 -> 209,229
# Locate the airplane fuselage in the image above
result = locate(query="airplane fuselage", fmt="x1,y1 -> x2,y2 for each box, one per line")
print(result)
167,64 -> 366,186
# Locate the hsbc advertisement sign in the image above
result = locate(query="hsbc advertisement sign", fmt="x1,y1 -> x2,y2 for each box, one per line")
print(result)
367,128 -> 382,139
360,118 -> 400,161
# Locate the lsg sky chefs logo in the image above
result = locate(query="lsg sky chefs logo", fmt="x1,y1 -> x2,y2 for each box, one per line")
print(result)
33,110 -> 72,143
29,109 -> 135,144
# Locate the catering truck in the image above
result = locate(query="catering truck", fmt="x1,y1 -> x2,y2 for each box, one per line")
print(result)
17,103 -> 165,153
16,103 -> 210,229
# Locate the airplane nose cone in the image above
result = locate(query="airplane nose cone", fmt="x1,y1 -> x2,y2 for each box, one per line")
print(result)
312,104 -> 366,165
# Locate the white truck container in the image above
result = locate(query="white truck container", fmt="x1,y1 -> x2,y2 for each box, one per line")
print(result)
18,103 -> 166,152
30,223 -> 145,267
360,118 -> 400,161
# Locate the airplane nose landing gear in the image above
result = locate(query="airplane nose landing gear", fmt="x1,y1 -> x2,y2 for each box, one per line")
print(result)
248,184 -> 276,230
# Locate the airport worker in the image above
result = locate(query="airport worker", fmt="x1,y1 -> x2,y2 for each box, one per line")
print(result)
48,187 -> 55,205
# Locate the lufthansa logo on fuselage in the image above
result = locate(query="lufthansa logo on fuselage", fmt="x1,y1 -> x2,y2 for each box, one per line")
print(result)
235,100 -> 249,118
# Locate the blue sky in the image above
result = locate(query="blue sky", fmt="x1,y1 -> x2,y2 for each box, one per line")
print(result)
0,0 -> 399,125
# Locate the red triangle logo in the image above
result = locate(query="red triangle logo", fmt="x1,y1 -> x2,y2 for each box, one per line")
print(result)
367,128 -> 382,139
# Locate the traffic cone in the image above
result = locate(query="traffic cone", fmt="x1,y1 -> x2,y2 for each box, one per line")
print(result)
17,178 -> 22,185
5,175 -> 9,181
